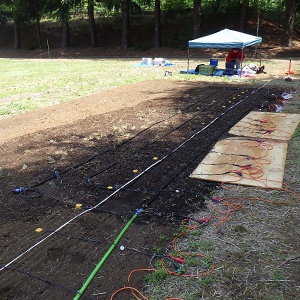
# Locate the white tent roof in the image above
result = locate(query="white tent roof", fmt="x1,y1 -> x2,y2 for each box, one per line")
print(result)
188,28 -> 262,49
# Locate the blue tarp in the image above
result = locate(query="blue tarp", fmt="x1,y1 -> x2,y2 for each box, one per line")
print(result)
133,63 -> 174,67
180,69 -> 226,76
188,28 -> 262,49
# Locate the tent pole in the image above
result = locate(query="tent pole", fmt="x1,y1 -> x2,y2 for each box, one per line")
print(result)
255,8 -> 261,56
259,43 -> 262,67
240,48 -> 244,77
187,47 -> 190,72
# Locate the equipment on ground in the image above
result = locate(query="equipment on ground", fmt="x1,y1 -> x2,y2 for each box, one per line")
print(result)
285,57 -> 293,82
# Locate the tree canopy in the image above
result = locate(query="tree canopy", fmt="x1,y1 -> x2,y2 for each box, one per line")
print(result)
0,0 -> 299,49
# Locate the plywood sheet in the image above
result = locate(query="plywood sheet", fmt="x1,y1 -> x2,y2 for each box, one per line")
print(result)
190,137 -> 288,188
229,111 -> 300,140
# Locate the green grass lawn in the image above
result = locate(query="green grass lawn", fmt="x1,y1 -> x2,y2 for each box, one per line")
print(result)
0,58 -> 174,118
2,57 -> 295,119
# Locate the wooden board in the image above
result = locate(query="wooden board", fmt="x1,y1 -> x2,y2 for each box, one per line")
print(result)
229,111 -> 300,140
190,137 -> 288,188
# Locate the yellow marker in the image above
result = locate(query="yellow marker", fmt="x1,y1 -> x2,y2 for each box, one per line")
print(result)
35,228 -> 43,233
75,203 -> 83,209
228,101 -> 232,103
133,169 -> 138,173
153,157 -> 158,160
222,106 -> 226,108
233,97 -> 236,99
107,186 -> 113,189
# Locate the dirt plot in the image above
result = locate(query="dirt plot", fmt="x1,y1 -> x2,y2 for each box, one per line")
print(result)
0,79 -> 296,299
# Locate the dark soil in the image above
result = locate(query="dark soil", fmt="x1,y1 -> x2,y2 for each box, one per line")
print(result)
0,78 -> 283,299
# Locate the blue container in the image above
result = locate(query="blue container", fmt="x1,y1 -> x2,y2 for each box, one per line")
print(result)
210,59 -> 218,66
226,62 -> 235,69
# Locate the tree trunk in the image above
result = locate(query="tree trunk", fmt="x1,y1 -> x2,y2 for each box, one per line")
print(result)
121,0 -> 131,49
13,19 -> 21,49
61,21 -> 70,48
282,0 -> 296,47
239,0 -> 249,32
193,0 -> 201,38
36,4 -> 43,48
154,0 -> 162,47
88,0 -> 98,48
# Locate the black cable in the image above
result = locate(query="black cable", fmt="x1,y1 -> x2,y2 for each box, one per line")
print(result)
14,188 -> 43,199
86,88 -> 275,210
134,89 -> 269,210
82,207 -> 205,225
89,87 -> 270,190
134,89 -> 239,153
49,231 -> 181,271
0,265 -> 96,300
19,86 -> 264,195
87,110 -> 238,192
25,87 -> 227,190
86,93 -> 266,206
86,88 -> 240,180
89,183 -> 204,196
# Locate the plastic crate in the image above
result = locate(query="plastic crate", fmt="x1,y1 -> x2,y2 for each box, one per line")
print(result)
197,65 -> 216,75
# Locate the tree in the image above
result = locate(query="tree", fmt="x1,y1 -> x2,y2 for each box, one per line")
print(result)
29,0 -> 44,48
282,0 -> 296,46
46,0 -> 74,48
5,0 -> 48,49
4,0 -> 31,49
13,18 -> 21,49
87,0 -> 98,47
193,0 -> 201,38
60,3 -> 70,48
121,0 -> 131,48
239,0 -> 249,32
0,3 -> 10,24
154,0 -> 162,47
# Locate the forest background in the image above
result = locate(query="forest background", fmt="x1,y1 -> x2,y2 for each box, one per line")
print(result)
0,0 -> 299,53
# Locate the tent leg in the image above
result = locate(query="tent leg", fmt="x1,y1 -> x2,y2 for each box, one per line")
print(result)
259,43 -> 262,67
187,47 -> 190,72
240,49 -> 244,77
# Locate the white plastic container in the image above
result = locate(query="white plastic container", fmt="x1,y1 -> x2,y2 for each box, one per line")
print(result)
153,58 -> 166,66
142,57 -> 152,65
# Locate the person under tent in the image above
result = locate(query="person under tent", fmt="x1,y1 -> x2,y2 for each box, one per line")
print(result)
226,48 -> 245,69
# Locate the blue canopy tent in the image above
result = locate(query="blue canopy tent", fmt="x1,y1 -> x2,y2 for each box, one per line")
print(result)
187,28 -> 262,71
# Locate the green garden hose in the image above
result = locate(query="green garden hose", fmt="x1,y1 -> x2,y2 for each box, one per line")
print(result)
73,209 -> 142,300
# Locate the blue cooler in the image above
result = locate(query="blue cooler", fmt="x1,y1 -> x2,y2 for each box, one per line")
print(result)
210,59 -> 218,66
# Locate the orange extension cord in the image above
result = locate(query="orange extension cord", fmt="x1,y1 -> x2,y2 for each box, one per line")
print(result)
110,217 -> 216,300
